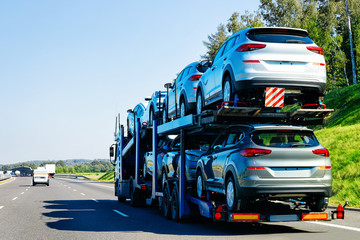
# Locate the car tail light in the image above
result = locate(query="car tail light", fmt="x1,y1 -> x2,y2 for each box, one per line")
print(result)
236,44 -> 266,52
312,148 -> 329,157
307,46 -> 324,55
247,166 -> 266,170
242,60 -> 260,63
240,148 -> 271,157
188,74 -> 202,81
319,166 -> 332,169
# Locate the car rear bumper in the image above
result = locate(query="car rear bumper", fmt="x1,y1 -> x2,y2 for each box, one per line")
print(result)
238,184 -> 332,198
233,78 -> 326,93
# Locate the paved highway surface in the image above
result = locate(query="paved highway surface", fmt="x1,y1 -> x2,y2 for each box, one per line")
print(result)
1,177 -> 359,240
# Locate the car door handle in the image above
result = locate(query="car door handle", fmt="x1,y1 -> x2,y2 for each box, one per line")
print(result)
212,155 -> 217,159
223,57 -> 227,61
211,66 -> 216,71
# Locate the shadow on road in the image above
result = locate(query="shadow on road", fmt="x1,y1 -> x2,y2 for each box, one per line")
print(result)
42,199 -> 316,236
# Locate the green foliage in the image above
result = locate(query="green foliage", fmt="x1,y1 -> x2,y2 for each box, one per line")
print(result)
322,84 -> 360,127
55,160 -> 113,174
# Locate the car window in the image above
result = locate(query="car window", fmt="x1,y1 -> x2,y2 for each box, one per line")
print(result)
213,41 -> 228,63
196,62 -> 209,73
211,134 -> 226,150
223,37 -> 236,54
176,71 -> 184,84
251,130 -> 319,148
182,67 -> 190,79
247,28 -> 313,44
225,133 -> 238,147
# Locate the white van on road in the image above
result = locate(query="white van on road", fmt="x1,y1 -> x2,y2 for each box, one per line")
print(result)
32,169 -> 49,186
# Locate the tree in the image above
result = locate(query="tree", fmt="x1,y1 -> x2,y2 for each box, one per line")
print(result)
202,24 -> 228,61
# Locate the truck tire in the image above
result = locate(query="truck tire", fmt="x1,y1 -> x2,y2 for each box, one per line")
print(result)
117,182 -> 126,203
171,184 -> 179,222
130,181 -> 144,207
162,184 -> 171,219
308,197 -> 328,212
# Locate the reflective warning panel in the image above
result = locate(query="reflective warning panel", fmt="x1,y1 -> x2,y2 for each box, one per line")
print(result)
265,87 -> 285,107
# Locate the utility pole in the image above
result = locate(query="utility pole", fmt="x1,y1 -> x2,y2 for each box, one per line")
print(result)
345,0 -> 357,84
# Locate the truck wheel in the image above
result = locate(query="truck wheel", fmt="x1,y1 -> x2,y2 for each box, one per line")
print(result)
162,184 -> 171,219
308,197 -> 328,212
117,182 -> 126,202
226,176 -> 238,212
130,181 -> 141,207
47,182 -> 49,186
171,184 -> 179,222
32,182 -> 36,186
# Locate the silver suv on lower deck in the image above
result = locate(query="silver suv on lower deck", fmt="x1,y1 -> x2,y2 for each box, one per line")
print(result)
196,124 -> 332,212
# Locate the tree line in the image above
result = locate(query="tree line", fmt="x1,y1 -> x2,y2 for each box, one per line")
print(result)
1,160 -> 113,173
202,0 -> 359,90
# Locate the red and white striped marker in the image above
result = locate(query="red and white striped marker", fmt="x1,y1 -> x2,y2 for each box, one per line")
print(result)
265,87 -> 285,107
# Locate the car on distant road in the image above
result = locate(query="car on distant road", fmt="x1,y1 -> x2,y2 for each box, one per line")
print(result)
163,61 -> 209,122
195,124 -> 332,212
196,27 -> 326,114
33,169 -> 50,186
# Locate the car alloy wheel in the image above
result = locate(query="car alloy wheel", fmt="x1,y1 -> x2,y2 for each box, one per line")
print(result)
196,92 -> 203,115
180,101 -> 186,118
226,176 -> 237,212
196,173 -> 204,198
162,107 -> 167,123
223,80 -> 231,102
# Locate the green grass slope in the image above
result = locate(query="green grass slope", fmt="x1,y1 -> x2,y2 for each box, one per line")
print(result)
314,84 -> 360,207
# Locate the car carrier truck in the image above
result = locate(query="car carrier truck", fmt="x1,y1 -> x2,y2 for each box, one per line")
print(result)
109,98 -> 346,223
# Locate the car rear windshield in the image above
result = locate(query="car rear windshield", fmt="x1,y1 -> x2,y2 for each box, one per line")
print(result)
251,130 -> 319,148
247,28 -> 313,44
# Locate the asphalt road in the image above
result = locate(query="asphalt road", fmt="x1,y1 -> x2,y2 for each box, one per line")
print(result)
1,177 -> 359,240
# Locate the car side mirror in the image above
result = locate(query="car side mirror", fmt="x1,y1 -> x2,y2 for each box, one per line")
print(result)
145,97 -> 151,101
164,83 -> 172,89
109,146 -> 114,157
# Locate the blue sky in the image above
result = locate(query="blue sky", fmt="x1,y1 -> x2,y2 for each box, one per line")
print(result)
0,0 -> 260,164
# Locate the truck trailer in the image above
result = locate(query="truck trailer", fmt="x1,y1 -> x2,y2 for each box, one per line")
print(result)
110,101 -> 346,223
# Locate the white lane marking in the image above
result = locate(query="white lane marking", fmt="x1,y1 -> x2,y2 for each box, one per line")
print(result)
12,197 -> 18,201
21,192 -> 24,195
26,189 -> 28,191
80,193 -> 85,196
73,189 -> 77,192
311,222 -> 360,232
68,187 -> 71,189
113,209 -> 129,217
64,185 -> 67,186
0,206 -> 4,209
92,199 -> 99,203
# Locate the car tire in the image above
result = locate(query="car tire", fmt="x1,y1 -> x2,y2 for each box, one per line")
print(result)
163,183 -> 172,219
47,182 -> 49,186
162,104 -> 168,124
171,184 -> 179,222
308,197 -> 328,212
196,91 -> 204,115
32,181 -> 36,186
226,175 -> 238,212
149,107 -> 155,126
196,171 -> 205,198
223,76 -> 233,103
180,99 -> 187,118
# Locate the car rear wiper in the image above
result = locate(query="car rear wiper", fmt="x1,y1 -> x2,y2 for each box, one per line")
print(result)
290,143 -> 312,147
285,40 -> 305,44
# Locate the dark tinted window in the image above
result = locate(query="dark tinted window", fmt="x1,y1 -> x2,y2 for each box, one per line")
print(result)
247,28 -> 313,44
252,130 -> 319,148
171,134 -> 217,150
196,61 -> 210,73
212,134 -> 226,150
